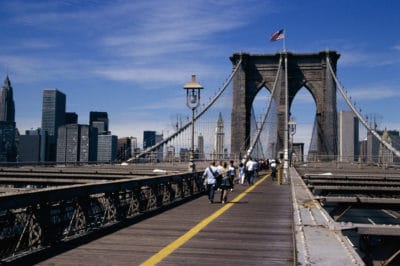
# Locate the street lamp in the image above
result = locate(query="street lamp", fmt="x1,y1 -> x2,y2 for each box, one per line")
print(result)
288,117 -> 297,166
183,74 -> 203,172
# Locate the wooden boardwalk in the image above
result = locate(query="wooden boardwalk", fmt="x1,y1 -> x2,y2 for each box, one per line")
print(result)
36,174 -> 294,266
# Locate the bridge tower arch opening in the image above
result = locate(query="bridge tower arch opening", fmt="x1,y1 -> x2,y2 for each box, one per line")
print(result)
250,86 -> 276,160
290,86 -> 317,161
230,51 -> 340,160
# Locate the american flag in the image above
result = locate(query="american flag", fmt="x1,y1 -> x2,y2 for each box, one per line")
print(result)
270,29 -> 284,41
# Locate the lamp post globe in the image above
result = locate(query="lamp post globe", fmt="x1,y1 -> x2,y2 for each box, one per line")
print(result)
183,74 -> 203,172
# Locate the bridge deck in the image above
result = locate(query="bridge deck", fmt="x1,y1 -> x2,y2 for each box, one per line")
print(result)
36,174 -> 295,265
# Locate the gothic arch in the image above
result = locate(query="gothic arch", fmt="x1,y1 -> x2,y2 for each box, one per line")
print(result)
230,51 -> 340,160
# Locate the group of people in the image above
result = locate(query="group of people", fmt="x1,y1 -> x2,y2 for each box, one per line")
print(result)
202,160 -> 237,204
202,158 -> 261,204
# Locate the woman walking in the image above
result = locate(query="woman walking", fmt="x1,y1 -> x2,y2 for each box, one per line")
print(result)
219,162 -> 231,204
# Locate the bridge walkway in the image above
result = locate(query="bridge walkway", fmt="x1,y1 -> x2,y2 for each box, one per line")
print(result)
37,173 -> 295,265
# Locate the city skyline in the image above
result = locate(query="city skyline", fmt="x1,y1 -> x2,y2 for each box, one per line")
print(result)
1,1 -> 400,149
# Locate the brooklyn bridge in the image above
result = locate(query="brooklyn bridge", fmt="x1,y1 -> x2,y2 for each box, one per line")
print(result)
1,51 -> 400,265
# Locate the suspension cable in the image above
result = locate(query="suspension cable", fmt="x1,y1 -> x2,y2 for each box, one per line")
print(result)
129,57 -> 243,161
326,56 -> 400,158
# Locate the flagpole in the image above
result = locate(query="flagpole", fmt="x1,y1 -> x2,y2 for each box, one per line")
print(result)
283,30 -> 286,52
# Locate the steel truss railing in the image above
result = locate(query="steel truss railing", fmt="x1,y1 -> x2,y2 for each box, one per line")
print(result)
0,172 -> 204,262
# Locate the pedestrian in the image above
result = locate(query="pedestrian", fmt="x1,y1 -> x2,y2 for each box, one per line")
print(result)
245,157 -> 257,185
202,161 -> 219,203
228,160 -> 237,191
216,160 -> 224,190
270,159 -> 277,181
239,162 -> 245,185
219,161 -> 230,204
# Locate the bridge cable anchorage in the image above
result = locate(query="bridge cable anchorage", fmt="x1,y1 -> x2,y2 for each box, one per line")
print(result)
326,57 -> 400,158
243,54 -> 283,162
128,58 -> 243,161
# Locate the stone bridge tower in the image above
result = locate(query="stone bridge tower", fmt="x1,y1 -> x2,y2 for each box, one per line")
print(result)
230,51 -> 340,160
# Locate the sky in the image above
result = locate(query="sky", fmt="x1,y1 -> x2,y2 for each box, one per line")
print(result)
1,0 -> 400,151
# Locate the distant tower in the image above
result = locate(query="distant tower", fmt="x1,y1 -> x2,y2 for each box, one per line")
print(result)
197,134 -> 205,160
42,89 -> 66,137
0,76 -> 15,122
41,89 -> 66,161
0,76 -> 16,162
213,112 -> 225,160
143,130 -> 156,149
338,110 -> 359,162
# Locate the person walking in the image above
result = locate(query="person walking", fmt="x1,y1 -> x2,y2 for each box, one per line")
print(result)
245,157 -> 257,185
228,160 -> 237,191
202,161 -> 219,203
219,161 -> 230,204
216,160 -> 224,190
239,162 -> 245,185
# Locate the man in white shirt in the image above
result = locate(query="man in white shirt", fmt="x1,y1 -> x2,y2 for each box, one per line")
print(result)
245,158 -> 257,185
202,161 -> 219,203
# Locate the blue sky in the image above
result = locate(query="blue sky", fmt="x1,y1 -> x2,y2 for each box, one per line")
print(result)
1,0 -> 400,149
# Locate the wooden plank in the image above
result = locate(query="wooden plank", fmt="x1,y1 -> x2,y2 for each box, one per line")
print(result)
37,176 -> 294,265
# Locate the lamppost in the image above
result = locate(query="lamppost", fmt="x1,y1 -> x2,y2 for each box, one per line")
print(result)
288,117 -> 297,166
183,74 -> 203,172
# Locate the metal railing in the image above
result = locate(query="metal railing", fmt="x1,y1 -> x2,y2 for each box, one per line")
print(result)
0,172 -> 204,262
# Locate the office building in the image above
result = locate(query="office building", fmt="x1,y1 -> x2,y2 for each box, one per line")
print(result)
65,112 -> 78,124
143,131 -> 156,149
0,76 -> 15,123
129,136 -> 138,158
56,124 -> 97,163
0,121 -> 17,162
378,129 -> 400,165
18,129 -> 47,163
89,111 -> 109,134
165,145 -> 175,162
97,134 -> 117,162
338,110 -> 359,162
41,89 -> 66,161
117,137 -> 132,161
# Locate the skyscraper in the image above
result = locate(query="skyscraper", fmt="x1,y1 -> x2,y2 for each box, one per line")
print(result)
18,129 -> 47,163
56,124 -> 97,163
0,76 -> 15,122
0,121 -> 17,162
143,130 -> 156,149
89,111 -> 109,134
97,134 -> 117,162
41,89 -> 66,161
0,76 -> 17,162
65,112 -> 78,124
338,110 -> 359,162
42,90 -> 66,137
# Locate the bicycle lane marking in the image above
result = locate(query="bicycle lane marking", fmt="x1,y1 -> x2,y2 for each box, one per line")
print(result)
140,173 -> 269,266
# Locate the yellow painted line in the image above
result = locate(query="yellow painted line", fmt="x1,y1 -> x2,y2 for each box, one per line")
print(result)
140,174 -> 269,266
